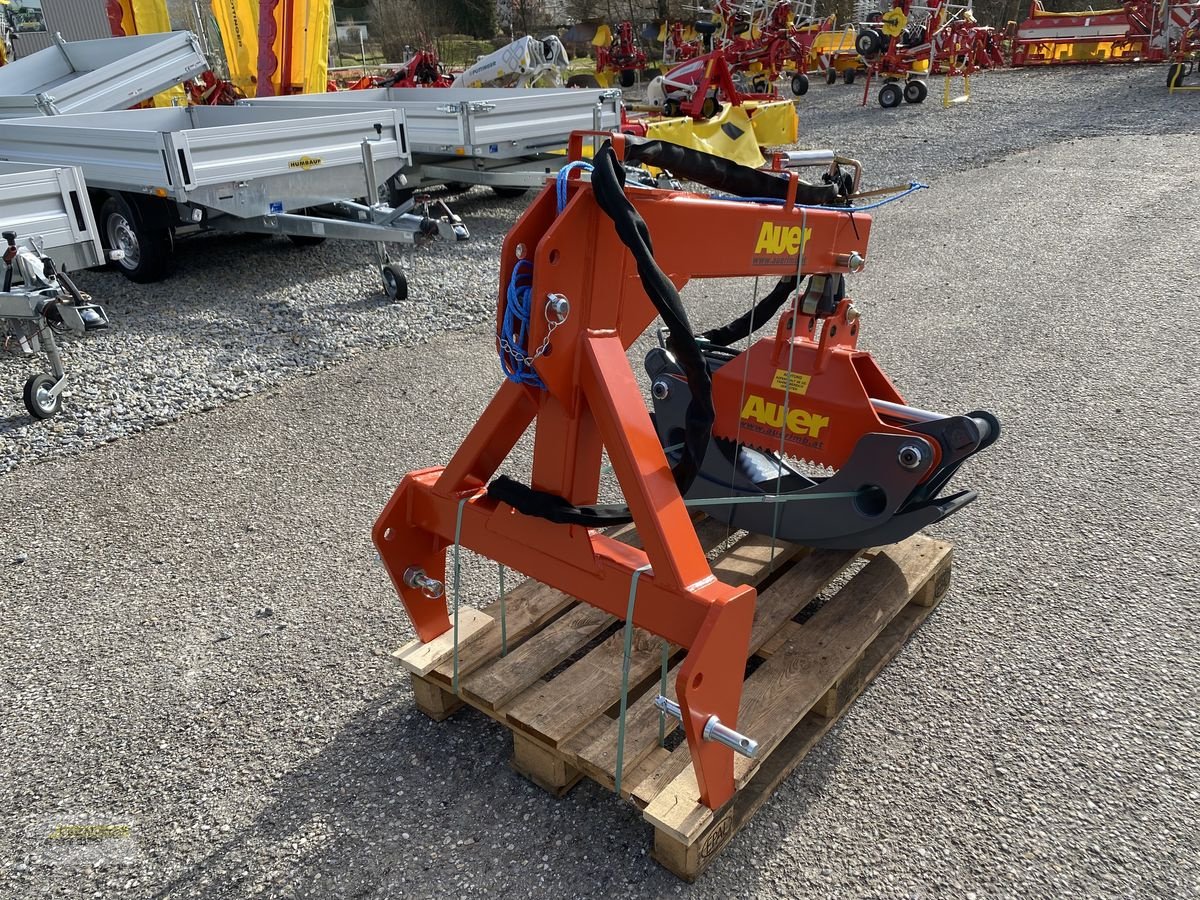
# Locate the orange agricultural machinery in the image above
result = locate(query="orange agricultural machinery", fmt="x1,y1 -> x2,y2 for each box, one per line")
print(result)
374,136 -> 997,811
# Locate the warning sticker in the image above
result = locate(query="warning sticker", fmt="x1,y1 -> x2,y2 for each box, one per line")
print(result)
771,369 -> 811,395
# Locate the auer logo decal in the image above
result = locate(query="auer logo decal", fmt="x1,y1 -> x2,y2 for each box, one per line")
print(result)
740,394 -> 830,438
752,221 -> 812,267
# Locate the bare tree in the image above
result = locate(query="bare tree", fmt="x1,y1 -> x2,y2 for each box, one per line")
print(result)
371,0 -> 455,59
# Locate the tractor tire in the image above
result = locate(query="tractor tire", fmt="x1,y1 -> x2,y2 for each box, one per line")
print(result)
619,68 -> 637,88
878,81 -> 903,108
903,79 -> 928,104
791,73 -> 809,96
856,29 -> 883,58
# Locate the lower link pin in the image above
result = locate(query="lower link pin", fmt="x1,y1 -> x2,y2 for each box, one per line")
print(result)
403,566 -> 444,599
653,695 -> 760,758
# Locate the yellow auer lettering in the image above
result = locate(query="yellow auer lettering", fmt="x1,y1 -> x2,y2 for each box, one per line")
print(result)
739,395 -> 830,437
754,222 -> 813,257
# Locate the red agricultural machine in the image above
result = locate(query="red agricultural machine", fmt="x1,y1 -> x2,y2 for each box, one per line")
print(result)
646,49 -> 777,118
339,45 -> 454,90
663,20 -> 704,64
1165,0 -> 1200,88
1010,0 -> 1200,76
1011,0 -> 1145,65
187,69 -> 243,104
852,0 -> 1004,107
709,0 -> 835,95
381,47 -> 455,88
597,20 -> 649,87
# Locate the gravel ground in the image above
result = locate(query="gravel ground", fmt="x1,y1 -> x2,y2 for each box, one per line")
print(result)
1,66 -> 1198,899
3,64 -> 1196,472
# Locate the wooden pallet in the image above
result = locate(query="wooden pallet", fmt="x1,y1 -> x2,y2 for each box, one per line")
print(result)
393,523 -> 953,881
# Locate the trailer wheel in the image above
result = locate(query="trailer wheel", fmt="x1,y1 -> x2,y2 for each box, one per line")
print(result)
826,67 -> 837,84
490,186 -> 529,199
663,98 -> 682,117
878,82 -> 903,108
903,80 -> 928,104
99,195 -> 173,284
843,68 -> 857,85
619,69 -> 637,88
700,95 -> 721,119
791,73 -> 809,96
1167,62 -> 1186,88
381,263 -> 408,301
23,372 -> 61,420
856,29 -> 883,58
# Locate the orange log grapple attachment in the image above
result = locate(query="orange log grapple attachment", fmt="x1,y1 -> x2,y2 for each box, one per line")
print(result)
373,134 -> 998,812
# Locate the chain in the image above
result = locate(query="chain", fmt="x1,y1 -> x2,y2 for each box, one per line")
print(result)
498,309 -> 564,369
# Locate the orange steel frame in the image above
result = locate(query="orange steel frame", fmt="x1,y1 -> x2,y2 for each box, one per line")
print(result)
374,135 -> 871,811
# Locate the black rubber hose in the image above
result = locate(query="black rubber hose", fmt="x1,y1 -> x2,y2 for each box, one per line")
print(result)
701,275 -> 798,346
622,137 -> 844,206
589,142 -> 712,494
487,142 -> 715,526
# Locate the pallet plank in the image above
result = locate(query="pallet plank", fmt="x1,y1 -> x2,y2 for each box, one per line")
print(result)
576,547 -> 859,794
420,519 -> 730,692
456,521 -> 733,712
461,603 -> 614,711
504,534 -> 803,749
409,524 -> 639,690
643,535 -> 949,845
393,607 -> 493,676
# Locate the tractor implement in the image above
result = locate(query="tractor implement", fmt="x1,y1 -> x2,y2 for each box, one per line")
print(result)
374,134 -> 998,813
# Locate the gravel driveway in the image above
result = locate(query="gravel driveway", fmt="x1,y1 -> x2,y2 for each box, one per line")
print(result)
0,64 -> 1197,899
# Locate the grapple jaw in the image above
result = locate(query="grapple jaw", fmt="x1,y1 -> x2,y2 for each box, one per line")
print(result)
645,313 -> 999,549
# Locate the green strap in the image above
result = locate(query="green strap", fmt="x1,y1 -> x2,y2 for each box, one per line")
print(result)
451,496 -> 468,696
498,563 -> 508,657
658,641 -> 669,747
683,490 -> 861,508
613,563 -> 652,797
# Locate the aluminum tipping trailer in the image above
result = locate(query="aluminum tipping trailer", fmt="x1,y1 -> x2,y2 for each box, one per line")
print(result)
0,105 -> 466,299
239,86 -> 624,193
0,161 -> 104,271
0,31 -> 209,120
0,161 -> 110,419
